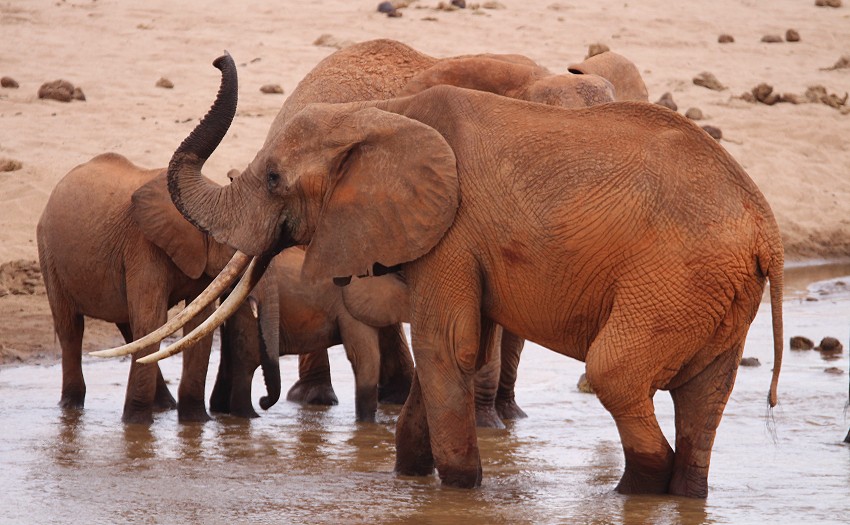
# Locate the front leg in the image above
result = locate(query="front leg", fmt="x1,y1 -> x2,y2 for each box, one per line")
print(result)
338,314 -> 381,423
397,258 -> 483,488
495,329 -> 527,420
286,351 -> 339,406
474,321 -> 505,429
177,301 -> 214,423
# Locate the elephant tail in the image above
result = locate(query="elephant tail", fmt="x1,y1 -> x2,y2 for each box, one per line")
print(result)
759,236 -> 784,409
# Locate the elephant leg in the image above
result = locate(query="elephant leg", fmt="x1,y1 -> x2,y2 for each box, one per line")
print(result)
57,310 -> 85,410
377,323 -> 414,405
339,315 -> 381,423
124,280 -> 169,425
177,301 -> 214,423
118,322 -> 176,411
286,351 -> 339,406
585,316 -> 675,495
495,329 -> 527,420
668,343 -> 743,498
209,323 -> 234,415
395,372 -> 435,477
474,321 -> 505,429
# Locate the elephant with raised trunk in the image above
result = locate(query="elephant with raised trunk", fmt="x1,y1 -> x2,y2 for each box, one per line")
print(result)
155,53 -> 783,498
36,153 -> 281,424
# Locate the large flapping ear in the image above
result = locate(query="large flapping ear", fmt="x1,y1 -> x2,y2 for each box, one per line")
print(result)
302,107 -> 459,283
342,274 -> 410,326
131,171 -> 208,279
568,51 -> 649,102
400,57 -> 544,99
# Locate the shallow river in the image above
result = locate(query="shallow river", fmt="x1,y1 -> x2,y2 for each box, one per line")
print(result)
1,265 -> 848,524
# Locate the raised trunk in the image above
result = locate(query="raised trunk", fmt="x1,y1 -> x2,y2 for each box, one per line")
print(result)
166,53 -> 275,257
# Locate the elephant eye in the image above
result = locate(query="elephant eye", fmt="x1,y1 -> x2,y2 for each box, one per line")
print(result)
267,171 -> 281,191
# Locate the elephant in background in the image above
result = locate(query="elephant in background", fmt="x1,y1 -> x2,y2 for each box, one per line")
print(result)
162,56 -> 784,498
36,153 -> 280,424
209,247 -> 414,422
261,38 -> 649,425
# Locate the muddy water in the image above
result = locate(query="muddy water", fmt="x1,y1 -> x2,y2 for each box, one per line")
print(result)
1,267 -> 849,524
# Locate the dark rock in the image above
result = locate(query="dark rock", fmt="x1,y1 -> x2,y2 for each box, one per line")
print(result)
451,0 -> 466,7
718,34 -> 735,44
1,76 -> 19,88
156,77 -> 174,89
786,29 -> 800,42
702,125 -> 722,140
761,34 -> 783,43
752,83 -> 780,105
815,0 -> 842,7
377,1 -> 395,12
38,79 -> 75,102
740,357 -> 761,367
655,91 -> 678,111
790,335 -> 815,350
693,71 -> 726,91
824,367 -> 844,375
816,337 -> 844,353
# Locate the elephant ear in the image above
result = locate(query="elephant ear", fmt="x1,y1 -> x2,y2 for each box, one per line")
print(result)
131,171 -> 208,279
568,51 -> 649,102
400,57 -> 541,99
342,274 -> 410,326
302,107 -> 459,283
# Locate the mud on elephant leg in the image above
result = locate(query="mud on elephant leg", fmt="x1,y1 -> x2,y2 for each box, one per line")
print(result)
495,329 -> 527,420
176,302 -> 215,423
669,344 -> 742,498
378,324 -> 414,405
286,351 -> 339,406
118,322 -> 177,411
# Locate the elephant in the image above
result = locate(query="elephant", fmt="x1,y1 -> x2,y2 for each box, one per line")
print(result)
209,246 -> 414,422
155,53 -> 784,498
251,38 -> 649,425
36,152 -> 280,424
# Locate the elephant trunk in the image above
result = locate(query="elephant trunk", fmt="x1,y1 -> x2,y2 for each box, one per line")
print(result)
167,53 -> 273,257
256,271 -> 281,411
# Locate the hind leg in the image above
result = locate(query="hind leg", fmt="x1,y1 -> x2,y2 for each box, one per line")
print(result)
669,343 -> 743,498
118,322 -> 176,411
286,351 -> 339,406
377,323 -> 414,405
495,329 -> 527,420
57,312 -> 86,410
474,320 -> 505,429
586,320 -> 676,494
177,302 -> 214,423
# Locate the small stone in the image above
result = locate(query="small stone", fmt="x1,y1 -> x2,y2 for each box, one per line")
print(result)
824,367 -> 844,375
761,34 -> 783,43
752,83 -> 780,105
156,77 -> 174,89
482,1 -> 506,8
451,0 -> 466,7
685,107 -> 704,120
1,76 -> 19,88
815,0 -> 842,7
816,337 -> 844,353
38,79 -> 75,102
790,336 -> 815,350
259,84 -> 284,94
823,55 -> 850,71
785,29 -> 800,42
693,71 -> 726,91
0,158 -> 23,172
718,34 -> 735,44
655,92 -> 678,111
577,373 -> 595,394
702,125 -> 722,140
586,43 -> 610,59
740,357 -> 761,367
377,1 -> 395,12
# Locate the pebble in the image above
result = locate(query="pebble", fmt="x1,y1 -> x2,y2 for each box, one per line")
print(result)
702,125 -> 722,140
816,337 -> 844,353
0,158 -> 23,172
790,335 -> 815,350
1,76 -> 19,88
685,107 -> 704,120
260,84 -> 284,94
761,34 -> 783,43
38,79 -> 76,102
718,34 -> 735,44
815,0 -> 842,7
786,29 -> 800,42
740,357 -> 761,367
655,92 -> 678,111
156,77 -> 174,89
693,71 -> 726,91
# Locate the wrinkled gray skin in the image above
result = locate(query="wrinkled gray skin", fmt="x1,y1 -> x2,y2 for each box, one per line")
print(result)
251,38 -> 646,427
209,248 -> 413,422
36,153 -> 280,424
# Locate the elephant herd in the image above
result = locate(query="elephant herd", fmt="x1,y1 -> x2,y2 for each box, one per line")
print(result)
37,39 -> 785,499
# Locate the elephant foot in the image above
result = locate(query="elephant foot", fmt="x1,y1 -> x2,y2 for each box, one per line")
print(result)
228,403 -> 260,419
438,463 -> 483,489
615,453 -> 674,496
177,400 -> 211,423
286,379 -> 339,406
122,406 -> 154,425
154,386 -> 178,412
475,405 -> 506,429
59,393 -> 85,411
378,379 -> 412,405
668,468 -> 709,499
844,428 -> 850,444
208,389 -> 230,414
495,397 -> 527,420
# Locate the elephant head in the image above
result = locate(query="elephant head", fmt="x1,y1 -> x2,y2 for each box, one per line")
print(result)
167,54 -> 460,285
567,51 -> 649,102
399,56 -> 616,107
131,169 -> 282,409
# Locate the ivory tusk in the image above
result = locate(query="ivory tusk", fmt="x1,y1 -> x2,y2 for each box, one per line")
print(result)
88,251 -> 252,358
137,252 -> 272,364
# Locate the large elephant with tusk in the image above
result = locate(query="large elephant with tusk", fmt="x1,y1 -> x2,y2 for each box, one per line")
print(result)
139,52 -> 783,498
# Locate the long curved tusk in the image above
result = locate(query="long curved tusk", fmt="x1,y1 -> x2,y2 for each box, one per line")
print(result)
89,251 -> 252,358
137,252 -> 273,365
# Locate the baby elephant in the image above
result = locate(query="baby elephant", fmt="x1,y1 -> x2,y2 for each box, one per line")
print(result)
36,153 -> 280,424
209,247 -> 414,422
